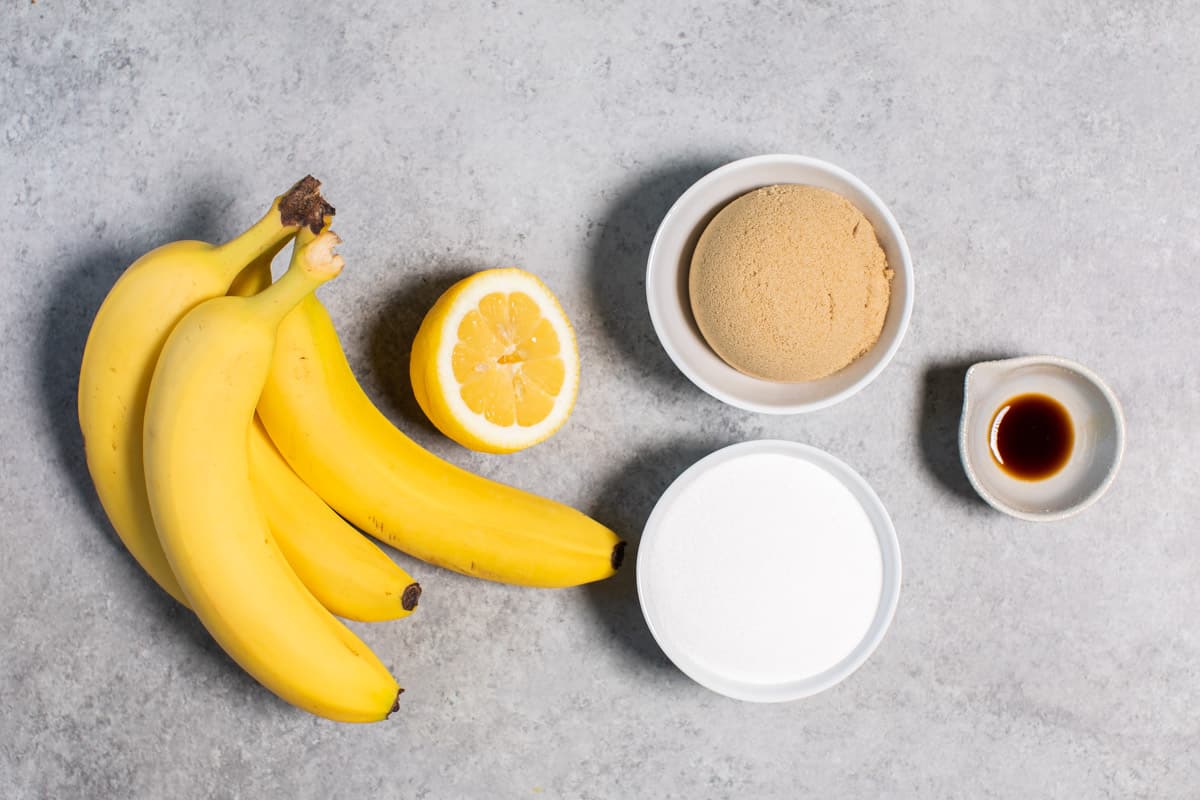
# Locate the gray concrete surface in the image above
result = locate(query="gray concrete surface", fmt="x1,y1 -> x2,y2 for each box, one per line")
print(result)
3,1 -> 1198,797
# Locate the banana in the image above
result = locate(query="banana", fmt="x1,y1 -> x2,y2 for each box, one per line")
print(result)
251,232 -> 625,588
233,232 -> 422,622
144,231 -> 400,723
78,176 -> 333,605
247,415 -> 421,622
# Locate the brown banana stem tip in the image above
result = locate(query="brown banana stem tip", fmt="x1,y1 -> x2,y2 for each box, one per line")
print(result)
388,689 -> 404,718
401,583 -> 422,611
611,541 -> 627,570
278,175 -> 335,234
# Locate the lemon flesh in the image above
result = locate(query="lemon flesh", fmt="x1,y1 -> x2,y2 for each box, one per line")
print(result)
411,269 -> 579,454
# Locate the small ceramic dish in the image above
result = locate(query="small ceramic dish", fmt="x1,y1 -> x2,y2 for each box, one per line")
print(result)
645,154 -> 914,414
959,355 -> 1125,521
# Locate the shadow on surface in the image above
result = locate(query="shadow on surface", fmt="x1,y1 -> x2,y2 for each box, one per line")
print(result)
583,437 -> 737,672
585,157 -> 732,392
365,266 -> 480,435
918,356 -> 1009,504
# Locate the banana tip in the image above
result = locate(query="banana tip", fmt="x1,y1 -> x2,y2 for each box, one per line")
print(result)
401,582 -> 421,611
611,541 -> 627,571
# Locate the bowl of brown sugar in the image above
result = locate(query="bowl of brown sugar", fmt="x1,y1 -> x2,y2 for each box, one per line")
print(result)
646,155 -> 913,414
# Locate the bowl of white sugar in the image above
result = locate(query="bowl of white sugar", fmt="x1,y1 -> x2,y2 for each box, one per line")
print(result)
636,440 -> 901,701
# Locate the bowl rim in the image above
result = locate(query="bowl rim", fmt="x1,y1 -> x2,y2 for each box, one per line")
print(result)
635,439 -> 903,702
957,354 -> 1127,522
645,153 -> 915,415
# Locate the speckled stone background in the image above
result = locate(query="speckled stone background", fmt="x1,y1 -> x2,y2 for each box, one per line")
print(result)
3,1 -> 1198,797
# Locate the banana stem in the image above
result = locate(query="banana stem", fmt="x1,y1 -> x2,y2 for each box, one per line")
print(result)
213,176 -> 335,276
246,231 -> 344,325
228,234 -> 289,297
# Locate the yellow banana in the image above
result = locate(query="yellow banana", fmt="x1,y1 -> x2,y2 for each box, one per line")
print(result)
232,231 -> 422,622
247,415 -> 421,622
252,232 -> 625,588
77,176 -> 333,605
144,231 -> 400,723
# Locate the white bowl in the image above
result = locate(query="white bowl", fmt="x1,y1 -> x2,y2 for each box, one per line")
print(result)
959,356 -> 1126,522
645,154 -> 914,414
636,440 -> 902,702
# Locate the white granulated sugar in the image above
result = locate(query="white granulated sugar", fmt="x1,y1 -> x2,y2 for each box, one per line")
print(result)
642,452 -> 882,685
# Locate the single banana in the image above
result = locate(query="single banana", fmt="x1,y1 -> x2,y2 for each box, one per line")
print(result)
247,415 -> 422,622
252,230 -> 625,588
233,235 -> 422,622
144,231 -> 400,723
78,176 -> 333,605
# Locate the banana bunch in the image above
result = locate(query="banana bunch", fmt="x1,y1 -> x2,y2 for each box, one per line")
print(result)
78,177 -> 624,722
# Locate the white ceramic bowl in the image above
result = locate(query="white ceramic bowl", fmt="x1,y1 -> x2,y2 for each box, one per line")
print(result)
645,154 -> 914,414
959,356 -> 1126,522
637,440 -> 902,702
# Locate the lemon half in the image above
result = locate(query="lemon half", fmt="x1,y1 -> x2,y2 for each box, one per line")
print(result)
410,268 -> 580,454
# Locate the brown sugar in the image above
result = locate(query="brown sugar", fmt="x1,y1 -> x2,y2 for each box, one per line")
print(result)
689,184 -> 893,382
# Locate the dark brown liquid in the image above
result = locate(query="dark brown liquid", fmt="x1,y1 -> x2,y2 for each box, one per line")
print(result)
989,393 -> 1074,481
